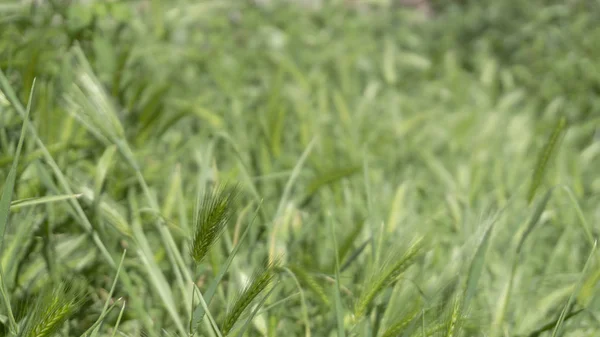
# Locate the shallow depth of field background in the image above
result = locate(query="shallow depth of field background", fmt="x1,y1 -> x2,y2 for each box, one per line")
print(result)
0,0 -> 599,336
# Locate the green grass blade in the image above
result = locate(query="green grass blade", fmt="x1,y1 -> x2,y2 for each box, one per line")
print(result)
87,249 -> 127,337
299,165 -> 361,207
329,213 -> 346,337
0,77 -> 34,334
281,267 -> 311,337
127,189 -> 187,336
273,137 -> 317,221
0,79 -> 33,247
516,188 -> 554,254
463,215 -> 499,307
524,309 -> 584,337
550,240 -> 597,337
109,300 -> 127,337
9,194 -> 82,211
527,117 -> 566,204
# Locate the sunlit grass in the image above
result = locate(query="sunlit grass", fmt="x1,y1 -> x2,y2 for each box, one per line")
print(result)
0,1 -> 599,336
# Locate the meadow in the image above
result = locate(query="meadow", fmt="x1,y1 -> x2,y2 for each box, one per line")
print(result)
0,1 -> 599,336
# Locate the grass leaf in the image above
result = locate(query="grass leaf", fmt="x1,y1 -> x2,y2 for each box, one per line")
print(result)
527,117 -> 566,204
0,76 -> 34,334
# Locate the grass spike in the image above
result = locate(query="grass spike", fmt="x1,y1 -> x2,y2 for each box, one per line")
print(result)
19,280 -> 87,337
191,183 -> 239,263
380,303 -> 421,337
221,258 -> 279,335
527,117 -> 566,204
354,236 -> 426,318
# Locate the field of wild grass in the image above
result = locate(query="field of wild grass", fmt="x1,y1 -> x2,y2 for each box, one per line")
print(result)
1,1 -> 599,336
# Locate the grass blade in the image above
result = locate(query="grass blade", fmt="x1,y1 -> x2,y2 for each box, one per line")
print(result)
0,77 -> 34,334
9,194 -> 82,211
550,240 -> 597,337
464,215 -> 498,307
329,213 -> 346,337
527,117 -> 566,204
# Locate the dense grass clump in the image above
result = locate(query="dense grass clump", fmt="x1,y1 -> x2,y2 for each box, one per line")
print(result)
0,1 -> 599,336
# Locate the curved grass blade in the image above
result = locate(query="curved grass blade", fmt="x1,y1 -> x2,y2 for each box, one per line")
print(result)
299,165 -> 361,207
524,308 -> 584,337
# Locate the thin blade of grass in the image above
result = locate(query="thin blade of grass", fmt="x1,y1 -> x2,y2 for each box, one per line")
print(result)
550,240 -> 597,337
9,194 -> 82,211
127,189 -> 187,336
464,214 -> 499,307
281,267 -> 311,337
517,188 -> 554,254
0,78 -> 33,246
490,189 -> 554,337
527,117 -> 566,204
0,77 -> 34,334
109,300 -> 127,337
329,213 -> 346,337
88,249 -> 127,337
525,309 -> 584,337
273,137 -> 317,222
299,165 -> 361,207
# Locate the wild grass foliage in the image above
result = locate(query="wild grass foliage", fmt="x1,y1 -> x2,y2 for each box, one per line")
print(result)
0,0 -> 599,336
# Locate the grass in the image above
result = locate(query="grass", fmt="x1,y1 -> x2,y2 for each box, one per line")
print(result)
0,0 -> 599,336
